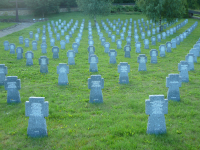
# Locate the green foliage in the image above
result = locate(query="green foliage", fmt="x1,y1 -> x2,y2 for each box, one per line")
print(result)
25,0 -> 60,17
0,0 -> 27,9
136,0 -> 187,23
114,0 -> 135,3
133,3 -> 141,12
76,0 -> 113,20
187,0 -> 200,9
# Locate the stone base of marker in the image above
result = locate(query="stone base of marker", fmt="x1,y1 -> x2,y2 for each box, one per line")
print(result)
90,63 -> 98,72
40,65 -> 48,73
167,90 -> 180,101
147,114 -> 166,134
138,64 -> 147,71
58,75 -> 68,85
119,76 -> 129,84
89,89 -> 103,103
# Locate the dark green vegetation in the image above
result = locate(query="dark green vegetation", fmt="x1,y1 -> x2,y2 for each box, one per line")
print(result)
0,12 -> 200,149
0,22 -> 17,30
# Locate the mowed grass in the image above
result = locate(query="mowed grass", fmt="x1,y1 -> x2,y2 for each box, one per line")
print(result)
0,22 -> 17,30
0,12 -> 200,149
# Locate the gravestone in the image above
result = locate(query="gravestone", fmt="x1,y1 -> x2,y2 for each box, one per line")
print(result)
4,41 -> 9,51
25,51 -> 34,66
88,75 -> 104,103
39,56 -> 49,73
141,32 -> 145,39
61,29 -> 65,36
189,48 -> 198,62
29,31 -> 33,38
178,61 -> 189,82
101,37 -> 106,46
159,45 -> 166,57
144,39 -> 149,49
41,36 -> 46,43
179,34 -> 184,42
89,54 -> 98,72
42,30 -> 46,36
67,50 -> 75,65
72,43 -> 79,53
120,32 -> 124,40
118,62 -> 130,84
124,45 -> 131,58
25,97 -> 49,137
104,42 -> 110,53
150,49 -> 158,64
166,30 -> 170,36
151,37 -> 156,45
41,43 -> 47,54
35,33 -> 39,41
111,35 -> 116,42
170,28 -> 173,35
52,46 -> 59,59
54,28 -> 57,34
185,53 -> 195,71
49,31 -> 53,38
166,74 -> 182,101
0,64 -> 7,85
157,34 -> 161,42
126,37 -> 131,45
88,40 -> 94,46
193,44 -> 200,57
149,24 -> 152,30
128,30 -> 131,37
162,32 -> 166,39
116,39 -> 122,49
137,54 -> 147,71
145,95 -> 168,134
88,46 -> 95,56
50,38 -> 55,47
171,39 -> 176,48
4,76 -> 21,103
108,49 -> 117,64
37,28 -> 40,34
116,29 -> 120,35
32,41 -> 37,50
65,35 -> 70,43
166,42 -> 172,53
56,33 -> 60,41
57,63 -> 69,85
134,34 -> 139,42
135,41 -> 141,53
16,47 -> 23,59
152,28 -> 156,35
147,30 -> 151,37
24,38 -> 29,47
19,36 -> 23,44
60,40 -> 66,50
10,44 -> 15,54
176,36 -> 180,45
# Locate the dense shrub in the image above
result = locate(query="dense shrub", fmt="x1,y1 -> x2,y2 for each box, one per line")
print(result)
133,4 -> 141,12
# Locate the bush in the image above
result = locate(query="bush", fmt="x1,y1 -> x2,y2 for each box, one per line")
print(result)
124,6 -> 130,12
133,4 -> 141,12
116,5 -> 124,12
111,6 -> 118,13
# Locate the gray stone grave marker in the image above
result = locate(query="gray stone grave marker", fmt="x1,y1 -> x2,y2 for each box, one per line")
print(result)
166,42 -> 172,52
88,39 -> 94,46
152,28 -> 156,35
171,39 -> 176,48
147,30 -> 151,37
149,24 -> 152,30
50,38 -> 55,46
37,28 -> 40,34
166,74 -> 182,101
10,43 -> 15,54
16,47 -> 23,59
35,33 -> 39,41
65,35 -> 70,43
135,41 -> 141,53
137,54 -> 147,71
126,37 -> 131,45
88,75 -> 104,103
166,30 -> 170,36
111,35 -> 116,42
88,46 -> 95,56
151,36 -> 156,45
39,56 -> 49,73
170,28 -> 173,35
4,76 -> 21,103
185,53 -> 195,71
67,50 -> 75,65
61,29 -> 65,36
178,61 -> 189,82
25,51 -> 34,66
116,39 -> 122,49
60,40 -> 66,50
75,38 -> 80,46
156,27 -> 160,33
128,30 -> 131,37
72,42 -> 79,53
145,95 -> 168,134
162,32 -> 166,39
41,43 -> 47,54
141,32 -> 145,39
104,42 -> 110,53
56,33 -> 60,41
54,28 -> 57,34
29,31 -> 33,38
0,64 -> 7,85
144,39 -> 149,49
19,36 -> 23,44
4,41 -> 9,51
57,63 -> 69,85
108,49 -> 117,64
49,31 -> 53,38
89,54 -> 98,72
193,44 -> 200,57
189,48 -> 198,62
25,97 -> 48,137
52,46 -> 59,59
118,62 -> 130,84
120,32 -> 124,40
150,49 -> 158,63
24,38 -> 29,47
101,37 -> 106,46
124,45 -> 131,58
157,34 -> 161,42
159,45 -> 166,57
42,36 -> 46,43
176,36 -> 180,45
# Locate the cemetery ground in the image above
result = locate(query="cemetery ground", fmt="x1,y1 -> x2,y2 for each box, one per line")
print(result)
0,22 -> 17,30
0,12 -> 200,149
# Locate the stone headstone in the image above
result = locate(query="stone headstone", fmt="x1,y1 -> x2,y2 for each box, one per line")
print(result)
4,76 -> 21,103
157,34 -> 161,42
171,39 -> 176,48
9,43 -> 16,54
135,41 -> 141,53
144,39 -> 149,49
88,46 -> 95,56
147,30 -> 151,37
151,36 -> 156,45
25,51 -> 34,66
166,42 -> 172,53
137,54 -> 147,71
25,97 -> 49,137
24,38 -> 29,47
41,43 -> 47,54
3,41 -> 9,51
166,74 -> 182,101
118,62 -> 130,84
35,33 -> 39,41
101,37 -> 106,46
19,36 -> 23,44
150,49 -> 158,64
88,75 -> 104,103
124,45 -> 131,58
152,28 -> 156,35
16,47 -> 23,59
50,38 -> 55,47
178,61 -> 189,82
170,28 -> 173,35
49,31 -> 53,38
193,44 -> 200,57
56,33 -> 60,41
0,64 -> 7,85
116,39 -> 122,49
60,40 -> 66,50
104,42 -> 110,53
111,35 -> 116,42
145,95 -> 168,134
189,48 -> 198,62
72,42 -> 78,53
37,28 -> 40,34
159,45 -> 166,57
141,32 -> 145,39
176,36 -> 180,45
134,34 -> 139,42
108,49 -> 117,64
52,46 -> 59,59
88,40 -> 94,46
162,32 -> 166,39
126,37 -> 131,46
29,31 -> 33,38
39,56 -> 49,73
166,30 -> 170,36
65,35 -> 70,43
57,63 -> 69,85
120,32 -> 124,40
67,50 -> 75,65
89,54 -> 98,72
185,53 -> 195,71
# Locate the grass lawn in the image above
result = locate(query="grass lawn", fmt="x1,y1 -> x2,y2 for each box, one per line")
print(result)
0,12 -> 200,149
0,22 -> 17,30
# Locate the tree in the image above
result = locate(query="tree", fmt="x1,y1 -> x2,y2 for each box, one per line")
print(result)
136,0 -> 187,31
26,0 -> 60,17
76,0 -> 113,23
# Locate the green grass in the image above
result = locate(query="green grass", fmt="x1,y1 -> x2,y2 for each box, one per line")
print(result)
0,22 -> 17,30
0,12 -> 200,149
